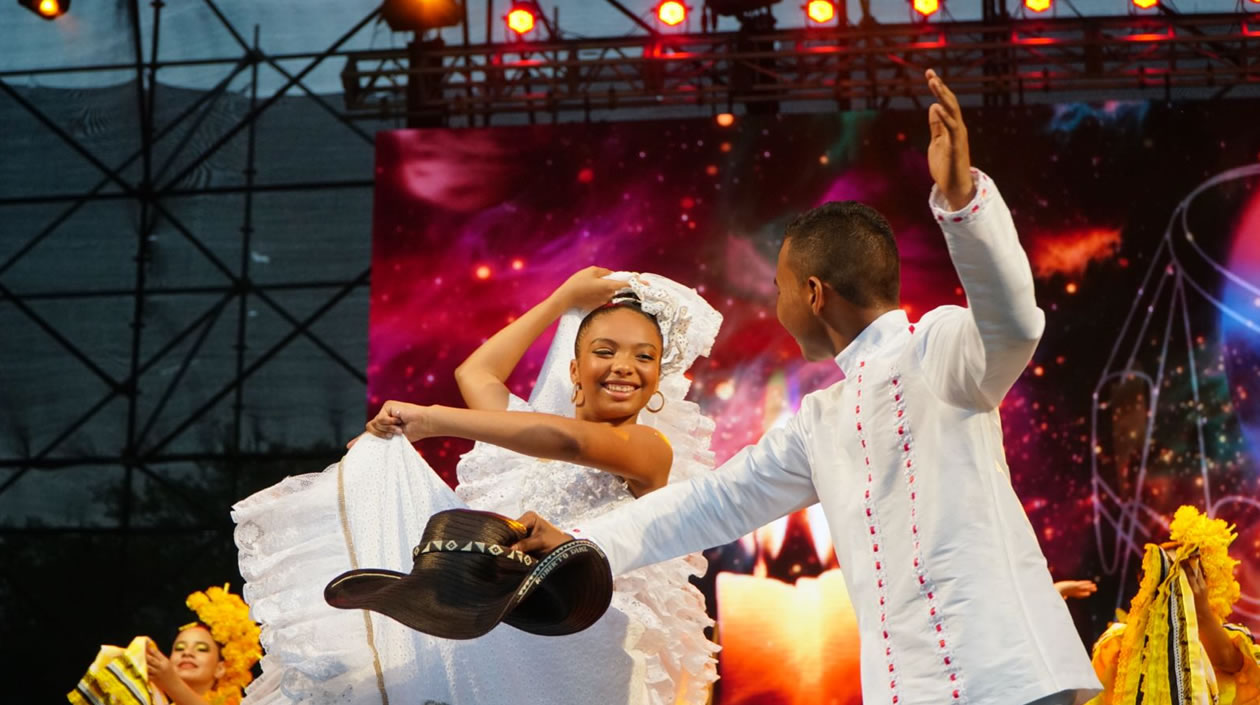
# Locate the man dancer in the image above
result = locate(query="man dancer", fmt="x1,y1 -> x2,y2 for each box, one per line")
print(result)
516,69 -> 1101,705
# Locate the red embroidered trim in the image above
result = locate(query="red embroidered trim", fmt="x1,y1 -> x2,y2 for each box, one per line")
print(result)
888,369 -> 967,703
855,362 -> 899,705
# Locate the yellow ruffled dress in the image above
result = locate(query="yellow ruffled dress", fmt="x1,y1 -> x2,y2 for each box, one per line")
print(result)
67,636 -> 171,705
1086,507 -> 1260,705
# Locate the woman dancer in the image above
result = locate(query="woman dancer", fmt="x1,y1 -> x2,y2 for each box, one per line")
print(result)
69,585 -> 261,705
1086,506 -> 1260,705
234,268 -> 721,705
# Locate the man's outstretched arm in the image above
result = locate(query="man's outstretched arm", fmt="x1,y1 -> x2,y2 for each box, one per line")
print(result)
516,408 -> 820,575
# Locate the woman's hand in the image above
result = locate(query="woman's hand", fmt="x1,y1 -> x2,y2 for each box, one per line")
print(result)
1054,580 -> 1098,600
555,266 -> 625,311
349,401 -> 436,447
1187,557 -> 1212,613
145,640 -> 180,694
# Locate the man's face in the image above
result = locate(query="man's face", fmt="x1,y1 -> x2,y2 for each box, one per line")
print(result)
775,239 -> 831,362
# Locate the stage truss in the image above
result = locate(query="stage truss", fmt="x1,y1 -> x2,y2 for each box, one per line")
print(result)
340,12 -> 1260,125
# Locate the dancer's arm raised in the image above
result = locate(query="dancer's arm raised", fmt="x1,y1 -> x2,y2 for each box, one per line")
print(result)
1188,557 -> 1245,674
455,267 -> 624,410
917,68 -> 1045,411
362,401 -> 672,496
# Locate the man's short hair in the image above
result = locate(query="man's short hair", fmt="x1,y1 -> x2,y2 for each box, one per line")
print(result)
783,201 -> 900,308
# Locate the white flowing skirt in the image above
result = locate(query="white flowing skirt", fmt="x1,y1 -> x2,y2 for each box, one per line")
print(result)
233,434 -> 717,705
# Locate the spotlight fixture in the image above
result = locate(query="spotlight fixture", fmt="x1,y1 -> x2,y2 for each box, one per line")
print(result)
912,0 -> 939,17
706,0 -> 782,19
506,1 -> 538,36
380,0 -> 464,33
805,0 -> 837,23
17,0 -> 69,20
1024,0 -> 1051,10
657,0 -> 688,26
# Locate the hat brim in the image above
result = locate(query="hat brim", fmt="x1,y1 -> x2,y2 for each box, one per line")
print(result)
324,538 -> 612,640
502,539 -> 613,636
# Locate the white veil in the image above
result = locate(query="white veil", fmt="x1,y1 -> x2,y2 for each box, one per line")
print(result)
525,272 -> 723,484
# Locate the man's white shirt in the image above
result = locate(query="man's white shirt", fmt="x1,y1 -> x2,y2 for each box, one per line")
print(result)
572,170 -> 1103,705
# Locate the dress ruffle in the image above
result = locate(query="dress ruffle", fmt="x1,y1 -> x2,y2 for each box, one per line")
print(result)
235,432 -> 717,705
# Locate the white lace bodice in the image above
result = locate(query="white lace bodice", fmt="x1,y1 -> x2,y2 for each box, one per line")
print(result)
453,395 -> 636,526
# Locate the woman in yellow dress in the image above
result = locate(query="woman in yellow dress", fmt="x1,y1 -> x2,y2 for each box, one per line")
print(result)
1087,506 -> 1260,705
69,585 -> 261,705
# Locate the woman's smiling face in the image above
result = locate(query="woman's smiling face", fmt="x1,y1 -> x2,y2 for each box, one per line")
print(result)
571,307 -> 663,421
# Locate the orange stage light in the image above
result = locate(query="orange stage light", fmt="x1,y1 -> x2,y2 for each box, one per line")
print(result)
506,5 -> 537,35
657,1 -> 687,26
1025,0 -> 1051,12
913,0 -> 940,17
806,0 -> 837,23
19,0 -> 68,19
1132,0 -> 1158,9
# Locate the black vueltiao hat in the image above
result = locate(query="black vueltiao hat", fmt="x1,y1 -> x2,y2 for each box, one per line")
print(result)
324,508 -> 614,640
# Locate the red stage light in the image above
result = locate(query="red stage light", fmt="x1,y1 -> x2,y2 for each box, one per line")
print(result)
1132,0 -> 1157,9
806,0 -> 837,23
506,4 -> 537,35
657,1 -> 687,26
1025,0 -> 1051,12
913,0 -> 940,16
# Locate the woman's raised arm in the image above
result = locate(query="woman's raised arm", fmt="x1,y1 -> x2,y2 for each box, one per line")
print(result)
454,267 -> 623,410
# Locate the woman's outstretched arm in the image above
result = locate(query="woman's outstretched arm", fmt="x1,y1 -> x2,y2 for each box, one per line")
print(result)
455,267 -> 624,411
360,401 -> 672,496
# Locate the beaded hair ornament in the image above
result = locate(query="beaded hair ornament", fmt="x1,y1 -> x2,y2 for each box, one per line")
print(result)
180,584 -> 262,705
611,274 -> 707,377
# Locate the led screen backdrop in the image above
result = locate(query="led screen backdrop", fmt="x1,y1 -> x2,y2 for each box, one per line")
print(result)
368,101 -> 1260,703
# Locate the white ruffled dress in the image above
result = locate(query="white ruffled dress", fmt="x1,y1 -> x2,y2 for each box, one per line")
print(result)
234,275 -> 723,705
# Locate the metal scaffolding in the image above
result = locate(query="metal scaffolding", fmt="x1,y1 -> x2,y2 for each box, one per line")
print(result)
1,1 -> 380,488
340,12 -> 1260,124
0,5 -> 384,692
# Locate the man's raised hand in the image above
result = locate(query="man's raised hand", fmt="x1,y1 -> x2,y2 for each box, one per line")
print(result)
926,68 -> 976,211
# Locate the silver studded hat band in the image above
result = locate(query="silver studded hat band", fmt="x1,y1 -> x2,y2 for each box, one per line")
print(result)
413,538 -> 535,567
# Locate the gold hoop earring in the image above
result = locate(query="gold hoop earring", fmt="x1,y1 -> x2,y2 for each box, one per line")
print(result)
646,390 -> 665,413
571,383 -> 582,405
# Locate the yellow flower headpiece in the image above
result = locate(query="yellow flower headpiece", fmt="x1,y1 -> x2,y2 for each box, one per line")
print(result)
1167,505 -> 1240,620
182,584 -> 262,705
